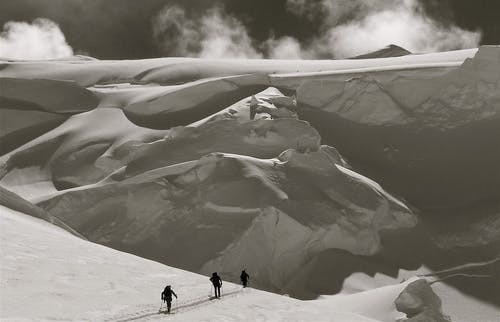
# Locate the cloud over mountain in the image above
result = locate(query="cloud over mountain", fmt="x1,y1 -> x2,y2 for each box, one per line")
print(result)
0,18 -> 73,60
152,0 -> 481,59
153,5 -> 261,59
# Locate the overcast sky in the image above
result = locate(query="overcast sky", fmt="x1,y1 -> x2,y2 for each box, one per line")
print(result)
0,0 -> 498,60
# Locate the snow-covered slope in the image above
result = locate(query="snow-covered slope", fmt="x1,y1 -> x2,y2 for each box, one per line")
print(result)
0,186 -> 83,238
340,262 -> 500,322
1,45 -> 499,319
0,107 -> 167,194
0,77 -> 97,154
296,46 -> 500,210
38,148 -> 415,297
297,46 -> 500,128
1,204 -> 429,322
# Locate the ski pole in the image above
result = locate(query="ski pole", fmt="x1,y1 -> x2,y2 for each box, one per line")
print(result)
159,300 -> 163,312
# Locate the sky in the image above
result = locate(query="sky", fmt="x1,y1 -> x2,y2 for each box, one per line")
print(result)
0,0 -> 498,60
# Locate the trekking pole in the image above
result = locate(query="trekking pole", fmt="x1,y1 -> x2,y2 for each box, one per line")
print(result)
159,300 -> 163,313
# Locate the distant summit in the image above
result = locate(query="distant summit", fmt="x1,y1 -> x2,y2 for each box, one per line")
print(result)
351,44 -> 412,59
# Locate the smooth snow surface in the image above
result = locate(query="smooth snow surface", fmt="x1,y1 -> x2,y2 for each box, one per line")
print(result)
1,205 -> 414,321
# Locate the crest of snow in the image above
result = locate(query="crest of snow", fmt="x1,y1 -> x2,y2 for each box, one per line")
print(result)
335,164 -> 409,210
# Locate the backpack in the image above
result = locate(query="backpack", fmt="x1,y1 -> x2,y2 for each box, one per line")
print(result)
162,288 -> 172,300
210,276 -> 221,286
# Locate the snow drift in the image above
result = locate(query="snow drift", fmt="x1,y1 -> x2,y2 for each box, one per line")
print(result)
2,194 -> 452,322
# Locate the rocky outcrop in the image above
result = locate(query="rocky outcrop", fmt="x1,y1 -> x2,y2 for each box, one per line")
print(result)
352,45 -> 412,59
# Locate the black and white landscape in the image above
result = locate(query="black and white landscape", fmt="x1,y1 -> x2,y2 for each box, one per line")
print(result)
1,1 -> 499,321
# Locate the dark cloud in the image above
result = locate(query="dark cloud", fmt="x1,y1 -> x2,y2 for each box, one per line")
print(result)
420,0 -> 500,45
0,0 -> 497,59
0,0 -> 168,59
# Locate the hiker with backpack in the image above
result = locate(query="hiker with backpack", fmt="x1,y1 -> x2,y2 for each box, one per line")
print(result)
240,270 -> 250,288
210,272 -> 223,298
161,285 -> 178,313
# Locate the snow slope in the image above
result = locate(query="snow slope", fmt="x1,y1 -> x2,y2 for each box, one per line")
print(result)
1,204 -> 422,322
0,107 -> 168,196
340,264 -> 500,322
296,46 -> 500,210
1,45 -> 499,320
0,48 -> 491,202
38,148 -> 415,297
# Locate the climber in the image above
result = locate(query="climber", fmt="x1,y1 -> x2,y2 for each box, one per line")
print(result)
210,272 -> 223,298
161,285 -> 178,313
240,270 -> 250,288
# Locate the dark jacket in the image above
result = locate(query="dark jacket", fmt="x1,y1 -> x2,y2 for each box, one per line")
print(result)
210,275 -> 222,287
240,271 -> 249,282
162,287 -> 177,301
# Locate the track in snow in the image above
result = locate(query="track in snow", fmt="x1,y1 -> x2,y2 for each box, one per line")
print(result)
107,287 -> 245,321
